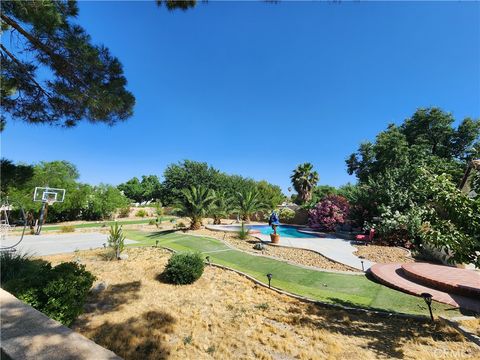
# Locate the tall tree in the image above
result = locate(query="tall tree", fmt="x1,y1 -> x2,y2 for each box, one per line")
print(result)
0,1 -> 135,129
290,163 -> 319,204
234,189 -> 266,222
347,108 -> 480,184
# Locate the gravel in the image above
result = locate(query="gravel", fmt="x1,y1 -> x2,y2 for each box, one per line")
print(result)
189,229 -> 359,273
354,244 -> 414,264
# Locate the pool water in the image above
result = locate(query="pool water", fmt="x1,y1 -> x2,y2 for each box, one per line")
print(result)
246,225 -> 317,238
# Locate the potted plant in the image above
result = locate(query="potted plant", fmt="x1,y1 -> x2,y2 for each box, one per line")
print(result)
269,211 -> 280,244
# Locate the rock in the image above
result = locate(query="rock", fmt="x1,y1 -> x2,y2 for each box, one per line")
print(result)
253,243 -> 265,251
91,282 -> 107,294
119,253 -> 129,260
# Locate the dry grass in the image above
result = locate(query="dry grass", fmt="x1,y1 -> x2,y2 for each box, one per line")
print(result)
188,228 -> 358,272
459,319 -> 480,336
40,248 -> 479,360
354,244 -> 415,264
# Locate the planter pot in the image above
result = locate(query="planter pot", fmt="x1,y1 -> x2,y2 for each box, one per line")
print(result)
270,233 -> 280,244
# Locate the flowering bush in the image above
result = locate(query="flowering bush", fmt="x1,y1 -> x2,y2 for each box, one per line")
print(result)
308,195 -> 349,231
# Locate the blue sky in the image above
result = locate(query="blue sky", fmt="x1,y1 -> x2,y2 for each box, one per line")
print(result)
3,1 -> 479,194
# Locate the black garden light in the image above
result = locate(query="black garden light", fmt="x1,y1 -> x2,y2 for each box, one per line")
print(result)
361,260 -> 364,272
421,292 -> 434,321
155,239 -> 159,247
206,255 -> 211,265
266,273 -> 273,288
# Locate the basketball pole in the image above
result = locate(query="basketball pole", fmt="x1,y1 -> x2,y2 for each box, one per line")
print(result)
35,201 -> 47,235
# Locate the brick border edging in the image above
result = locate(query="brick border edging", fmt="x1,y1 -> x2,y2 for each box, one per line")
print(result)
159,245 -> 429,322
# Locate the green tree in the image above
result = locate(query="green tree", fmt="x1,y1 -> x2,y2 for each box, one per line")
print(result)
117,175 -> 162,203
210,191 -> 234,225
290,163 -> 319,204
175,186 -> 215,230
347,108 -> 480,183
162,160 -> 223,205
234,189 -> 266,223
0,0 -> 135,129
0,158 -> 34,196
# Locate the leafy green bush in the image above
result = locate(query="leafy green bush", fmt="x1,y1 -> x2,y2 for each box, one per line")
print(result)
148,219 -> 155,225
162,252 -> 204,285
1,253 -> 95,326
278,208 -> 295,223
118,206 -> 131,218
237,222 -> 250,240
60,225 -> 75,233
135,209 -> 148,218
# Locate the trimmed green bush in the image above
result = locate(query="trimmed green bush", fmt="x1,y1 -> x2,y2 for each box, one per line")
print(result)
1,253 -> 95,326
162,252 -> 204,285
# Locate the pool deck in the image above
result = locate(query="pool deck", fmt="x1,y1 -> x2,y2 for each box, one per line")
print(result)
206,224 -> 374,271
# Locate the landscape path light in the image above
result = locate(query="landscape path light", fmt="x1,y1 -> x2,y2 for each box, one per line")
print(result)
266,273 -> 273,288
421,292 -> 434,322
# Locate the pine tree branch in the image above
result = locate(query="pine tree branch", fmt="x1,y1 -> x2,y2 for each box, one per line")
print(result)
0,43 -> 52,99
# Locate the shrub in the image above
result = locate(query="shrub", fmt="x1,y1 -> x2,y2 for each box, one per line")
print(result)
177,221 -> 186,229
60,225 -> 75,233
1,254 -> 95,326
237,222 -> 250,240
278,208 -> 295,223
118,206 -> 131,218
148,219 -> 155,225
107,222 -> 125,260
162,252 -> 204,285
135,209 -> 148,218
308,195 -> 350,232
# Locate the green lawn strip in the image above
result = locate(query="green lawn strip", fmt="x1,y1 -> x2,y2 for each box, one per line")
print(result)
125,230 -> 459,317
40,218 -> 173,231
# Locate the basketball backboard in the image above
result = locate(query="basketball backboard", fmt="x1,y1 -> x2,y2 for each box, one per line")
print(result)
33,187 -> 66,204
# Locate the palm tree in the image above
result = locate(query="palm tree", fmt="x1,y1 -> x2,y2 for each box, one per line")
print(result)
175,186 -> 216,230
234,189 -> 266,222
290,163 -> 319,204
210,191 -> 234,225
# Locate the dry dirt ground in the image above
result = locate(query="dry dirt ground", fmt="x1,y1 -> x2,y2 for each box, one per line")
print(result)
353,245 -> 415,264
459,319 -> 480,337
41,248 -> 479,360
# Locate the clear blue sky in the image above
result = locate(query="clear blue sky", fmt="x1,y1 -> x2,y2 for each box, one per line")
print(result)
3,1 -> 479,194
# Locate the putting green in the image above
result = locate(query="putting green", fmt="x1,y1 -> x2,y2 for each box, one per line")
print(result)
126,230 -> 460,317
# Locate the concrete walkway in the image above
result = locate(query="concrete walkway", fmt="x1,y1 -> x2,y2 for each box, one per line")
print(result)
1,289 -> 120,360
1,232 -> 137,256
256,233 -> 374,271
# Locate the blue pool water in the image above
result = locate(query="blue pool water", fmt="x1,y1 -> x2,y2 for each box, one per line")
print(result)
246,225 -> 317,238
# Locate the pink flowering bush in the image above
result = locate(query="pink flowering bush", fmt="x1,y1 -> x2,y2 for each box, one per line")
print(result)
308,195 -> 350,231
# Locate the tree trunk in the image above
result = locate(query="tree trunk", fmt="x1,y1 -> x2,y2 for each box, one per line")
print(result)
242,214 -> 251,223
190,218 -> 202,230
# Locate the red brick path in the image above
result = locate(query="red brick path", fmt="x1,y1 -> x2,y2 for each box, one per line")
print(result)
370,263 -> 480,313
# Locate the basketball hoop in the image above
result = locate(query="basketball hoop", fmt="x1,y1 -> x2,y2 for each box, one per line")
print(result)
33,187 -> 66,235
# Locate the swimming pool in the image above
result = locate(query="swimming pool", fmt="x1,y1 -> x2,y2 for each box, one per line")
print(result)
214,224 -> 318,238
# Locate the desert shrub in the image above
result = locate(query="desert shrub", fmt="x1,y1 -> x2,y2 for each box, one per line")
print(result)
60,225 -> 75,233
148,219 -> 155,225
308,195 -> 350,231
118,206 -> 131,218
278,208 -> 295,223
107,222 -> 125,260
135,209 -> 148,218
237,222 -> 250,240
162,252 -> 204,285
177,221 -> 186,229
1,255 -> 95,326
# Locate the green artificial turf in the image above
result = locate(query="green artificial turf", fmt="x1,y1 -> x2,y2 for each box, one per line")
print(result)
125,230 -> 461,317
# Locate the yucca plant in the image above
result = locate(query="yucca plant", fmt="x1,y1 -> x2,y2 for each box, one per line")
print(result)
210,190 -> 234,225
234,189 -> 266,222
108,222 -> 125,260
175,186 -> 216,230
